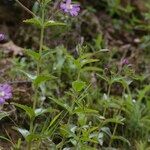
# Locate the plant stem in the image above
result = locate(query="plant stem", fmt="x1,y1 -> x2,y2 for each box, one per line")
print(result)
15,0 -> 45,149
103,83 -> 111,117
28,2 -> 45,149
109,104 -> 123,147
109,112 -> 120,147
37,15 -> 45,75
33,3 -> 45,110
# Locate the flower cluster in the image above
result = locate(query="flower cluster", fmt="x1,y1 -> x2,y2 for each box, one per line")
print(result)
60,0 -> 80,16
0,84 -> 12,104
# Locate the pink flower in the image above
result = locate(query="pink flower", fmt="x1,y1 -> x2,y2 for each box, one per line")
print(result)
60,0 -> 80,16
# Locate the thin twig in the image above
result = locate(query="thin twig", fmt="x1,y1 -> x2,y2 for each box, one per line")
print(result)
15,0 -> 37,17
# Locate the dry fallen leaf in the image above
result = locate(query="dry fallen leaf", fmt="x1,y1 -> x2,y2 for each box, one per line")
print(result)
0,41 -> 23,56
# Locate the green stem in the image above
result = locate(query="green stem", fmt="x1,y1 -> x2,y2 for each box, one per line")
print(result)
38,23 -> 45,74
15,0 -> 45,149
29,119 -> 34,132
109,120 -> 118,147
28,2 -> 45,149
126,84 -> 132,101
109,109 -> 121,147
33,3 -> 45,110
109,92 -> 124,147
103,83 -> 111,117
27,118 -> 34,149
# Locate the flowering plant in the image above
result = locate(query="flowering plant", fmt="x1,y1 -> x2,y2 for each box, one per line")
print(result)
60,0 -> 80,16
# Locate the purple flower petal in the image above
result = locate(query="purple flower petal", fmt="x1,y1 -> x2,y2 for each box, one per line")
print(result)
70,9 -> 78,16
0,98 -> 5,104
60,3 -> 66,10
4,93 -> 12,99
0,84 -> 12,104
60,0 -> 80,16
121,58 -> 129,66
0,33 -> 5,42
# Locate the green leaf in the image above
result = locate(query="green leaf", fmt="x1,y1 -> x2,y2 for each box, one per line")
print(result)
138,85 -> 150,101
0,111 -> 9,120
13,127 -> 44,142
14,127 -> 30,139
32,1 -> 39,14
49,112 -> 62,127
12,103 -> 35,119
43,0 -> 51,5
26,133 -> 43,142
44,20 -> 65,28
25,49 -> 40,61
19,69 -> 36,80
33,75 -> 54,87
111,76 -> 124,83
101,127 -> 112,137
96,73 -> 109,82
78,113 -> 87,126
74,59 -> 81,69
35,108 -> 48,117
80,53 -> 96,59
112,135 -> 131,146
74,108 -> 98,114
103,116 -> 125,126
35,107 -> 57,117
60,124 -> 78,140
72,80 -> 86,92
23,18 -> 42,28
80,59 -> 99,67
45,111 -> 64,136
49,97 -> 72,113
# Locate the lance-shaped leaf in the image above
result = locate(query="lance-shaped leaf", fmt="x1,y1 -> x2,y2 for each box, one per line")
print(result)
19,69 -> 36,80
111,135 -> 131,146
12,103 -> 35,119
13,127 -> 30,139
44,0 -> 52,5
35,107 -> 57,117
23,17 -> 42,28
13,127 -> 44,143
80,59 -> 99,67
33,75 -> 56,87
49,97 -> 72,113
44,20 -> 65,28
44,111 -> 63,136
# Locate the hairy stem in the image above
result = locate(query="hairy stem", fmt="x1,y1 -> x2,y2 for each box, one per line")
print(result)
33,3 -> 45,110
